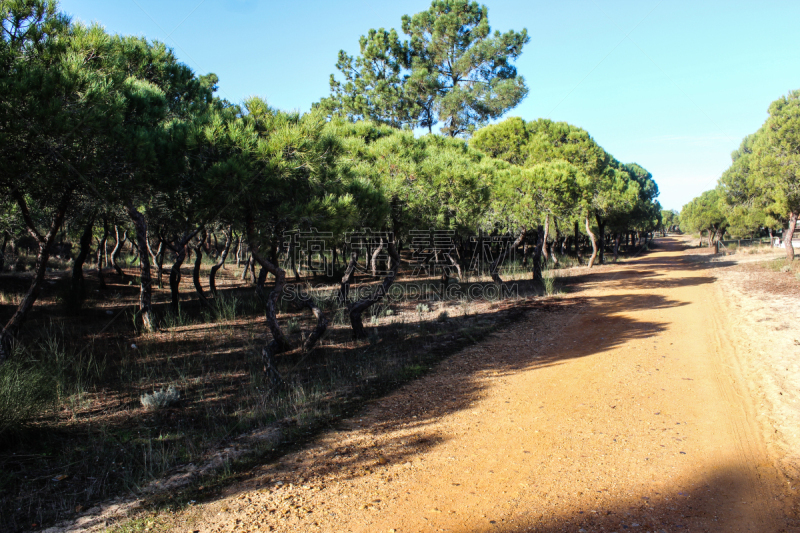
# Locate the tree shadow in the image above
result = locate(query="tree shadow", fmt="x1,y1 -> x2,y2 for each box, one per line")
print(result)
462,465 -> 795,532
151,291 -> 678,509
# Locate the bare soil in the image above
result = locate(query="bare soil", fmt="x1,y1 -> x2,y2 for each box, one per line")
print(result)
156,237 -> 799,532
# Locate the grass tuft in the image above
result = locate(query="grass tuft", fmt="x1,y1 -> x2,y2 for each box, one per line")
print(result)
140,386 -> 180,411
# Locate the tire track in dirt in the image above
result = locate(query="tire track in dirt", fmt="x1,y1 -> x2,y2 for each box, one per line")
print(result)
175,238 -> 794,533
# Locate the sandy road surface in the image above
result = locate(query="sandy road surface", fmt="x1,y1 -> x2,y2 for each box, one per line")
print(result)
178,238 -> 795,532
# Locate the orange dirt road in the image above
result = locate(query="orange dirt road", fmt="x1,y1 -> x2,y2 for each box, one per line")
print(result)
183,238 -> 795,532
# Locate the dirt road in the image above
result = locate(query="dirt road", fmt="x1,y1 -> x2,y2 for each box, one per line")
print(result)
180,238 -> 795,532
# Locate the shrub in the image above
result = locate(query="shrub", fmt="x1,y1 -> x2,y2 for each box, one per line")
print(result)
415,303 -> 430,314
140,386 -> 180,411
437,310 -> 449,322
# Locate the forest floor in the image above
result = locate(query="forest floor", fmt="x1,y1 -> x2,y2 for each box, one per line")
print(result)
144,236 -> 800,533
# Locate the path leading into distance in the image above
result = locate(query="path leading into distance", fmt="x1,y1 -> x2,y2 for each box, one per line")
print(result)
180,237 -> 793,533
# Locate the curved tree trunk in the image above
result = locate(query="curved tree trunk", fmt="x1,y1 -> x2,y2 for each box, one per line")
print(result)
192,232 -> 212,310
169,247 -> 187,311
489,227 -> 526,284
786,212 -> 797,261
348,240 -> 401,339
127,204 -> 155,331
146,234 -> 165,288
245,216 -> 291,390
370,237 -> 384,277
110,226 -> 127,277
241,254 -> 251,280
0,190 -> 70,362
338,251 -> 358,305
444,247 -> 462,278
166,227 -> 204,311
254,267 -> 269,305
301,296 -> 329,353
70,216 -> 95,306
586,217 -> 598,268
209,225 -> 232,295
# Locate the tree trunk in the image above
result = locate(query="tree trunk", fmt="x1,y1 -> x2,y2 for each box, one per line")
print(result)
288,237 -> 300,281
241,254 -> 251,280
254,267 -> 269,305
371,237 -> 384,277
613,233 -> 621,261
349,240 -> 401,339
301,296 -> 329,353
104,220 -> 110,267
169,248 -> 187,311
248,254 -> 256,283
127,205 -> 155,331
542,214 -> 550,264
96,219 -> 108,288
166,227 -> 204,311
489,227 -> 526,284
146,233 -> 158,270
531,225 -> 545,281
209,226 -> 232,295
595,215 -> 605,265
338,251 -> 358,305
785,212 -> 797,261
110,226 -> 127,277
70,216 -> 95,306
156,240 -> 165,289
551,218 -> 561,266
192,232 -> 212,310
235,234 -> 242,267
0,234 -> 7,271
444,247 -> 462,278
245,217 -> 291,390
0,190 -> 70,362
586,217 -> 598,268
574,220 -> 583,264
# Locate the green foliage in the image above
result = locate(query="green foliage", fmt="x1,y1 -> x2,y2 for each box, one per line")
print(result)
321,0 -> 529,136
660,209 -> 680,230
690,88 -> 800,251
471,116 -> 659,250
752,91 -> 800,221
680,189 -> 727,242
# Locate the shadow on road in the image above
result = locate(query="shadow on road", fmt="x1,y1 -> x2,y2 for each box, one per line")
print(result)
464,466 -> 794,532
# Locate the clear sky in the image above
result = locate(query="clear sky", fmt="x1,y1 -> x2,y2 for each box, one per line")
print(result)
58,0 -> 800,211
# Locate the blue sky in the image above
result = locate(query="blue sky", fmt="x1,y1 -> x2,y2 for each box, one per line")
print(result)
59,0 -> 800,211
